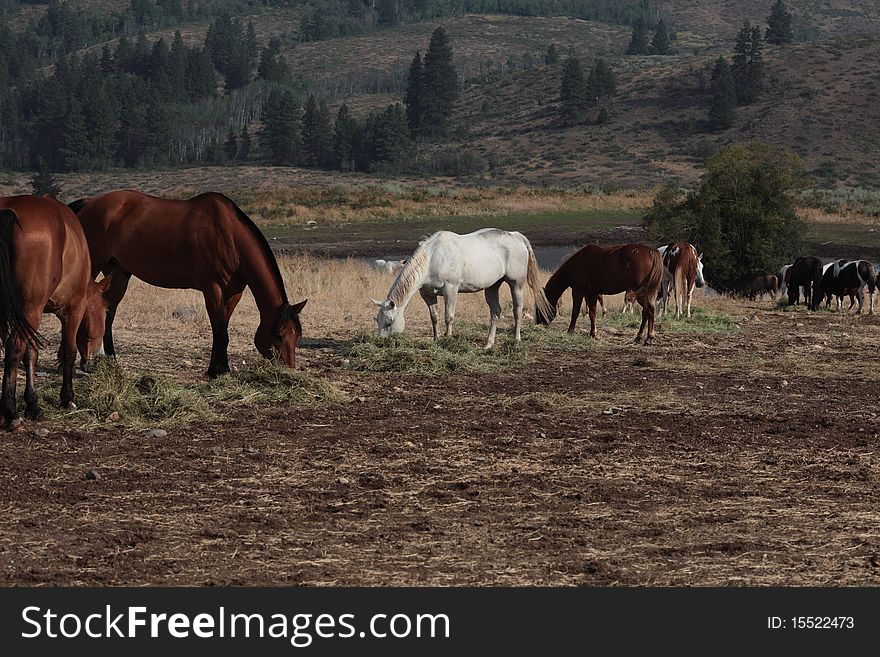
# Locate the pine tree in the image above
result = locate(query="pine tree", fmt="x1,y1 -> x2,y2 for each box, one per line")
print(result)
651,19 -> 671,55
224,127 -> 238,160
59,98 -> 87,172
404,51 -> 423,135
239,126 -> 251,160
626,19 -> 649,55
559,54 -> 587,124
377,0 -> 400,27
420,27 -> 459,136
586,58 -> 616,100
333,103 -> 358,171
169,31 -> 188,101
544,43 -> 559,66
144,95 -> 172,164
31,158 -> 61,197
766,0 -> 794,45
732,22 -> 764,105
117,88 -> 148,166
261,88 -> 301,165
708,56 -> 736,130
185,47 -> 216,100
373,103 -> 411,165
301,94 -> 333,168
257,37 -> 290,83
86,86 -> 118,167
100,43 -> 115,74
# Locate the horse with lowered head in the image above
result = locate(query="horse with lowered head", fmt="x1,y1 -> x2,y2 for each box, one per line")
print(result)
69,191 -> 307,377
536,243 -> 663,344
786,256 -> 824,309
0,196 -> 110,425
373,228 -> 551,349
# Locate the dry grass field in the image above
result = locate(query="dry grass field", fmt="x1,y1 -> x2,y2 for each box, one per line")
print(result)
1,255 -> 879,586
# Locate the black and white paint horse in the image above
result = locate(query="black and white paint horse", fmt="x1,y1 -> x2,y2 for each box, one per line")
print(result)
818,259 -> 876,314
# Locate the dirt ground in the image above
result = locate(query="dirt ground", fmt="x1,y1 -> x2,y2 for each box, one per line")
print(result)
1,284 -> 879,586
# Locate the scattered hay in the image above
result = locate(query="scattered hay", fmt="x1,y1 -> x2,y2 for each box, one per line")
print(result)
340,326 -> 529,374
38,358 -> 341,429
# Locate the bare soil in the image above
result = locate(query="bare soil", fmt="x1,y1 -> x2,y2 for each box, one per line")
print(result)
2,299 -> 880,586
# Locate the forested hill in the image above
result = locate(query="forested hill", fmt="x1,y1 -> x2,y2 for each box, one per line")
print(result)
1,0 -> 879,189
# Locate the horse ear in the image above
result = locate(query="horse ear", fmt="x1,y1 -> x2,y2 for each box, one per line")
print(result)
371,298 -> 384,307
96,273 -> 114,293
290,299 -> 307,314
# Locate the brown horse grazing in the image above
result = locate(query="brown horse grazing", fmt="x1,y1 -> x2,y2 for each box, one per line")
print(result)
536,243 -> 663,344
0,196 -> 110,424
70,191 -> 308,378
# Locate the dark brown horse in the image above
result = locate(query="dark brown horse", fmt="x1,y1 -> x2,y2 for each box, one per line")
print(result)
70,191 -> 307,377
536,243 -> 664,344
0,196 -> 110,424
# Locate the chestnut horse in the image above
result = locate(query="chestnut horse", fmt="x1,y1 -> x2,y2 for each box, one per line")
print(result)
536,243 -> 663,344
0,196 -> 109,424
658,242 -> 704,318
70,191 -> 307,377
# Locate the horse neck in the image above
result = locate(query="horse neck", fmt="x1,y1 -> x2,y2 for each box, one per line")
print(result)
544,266 -> 571,307
239,241 -> 288,321
387,247 -> 429,310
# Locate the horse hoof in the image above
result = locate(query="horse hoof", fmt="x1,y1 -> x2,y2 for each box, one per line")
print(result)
25,407 -> 44,421
62,401 -> 77,410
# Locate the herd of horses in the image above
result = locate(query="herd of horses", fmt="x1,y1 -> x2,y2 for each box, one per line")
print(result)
747,257 -> 877,314
0,188 -> 869,429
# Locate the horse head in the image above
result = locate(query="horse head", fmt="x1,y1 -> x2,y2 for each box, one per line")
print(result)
255,299 -> 307,367
695,252 -> 706,288
77,274 -> 114,372
373,298 -> 405,336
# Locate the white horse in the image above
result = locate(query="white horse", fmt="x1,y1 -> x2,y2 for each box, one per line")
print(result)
370,259 -> 407,275
372,229 -> 552,349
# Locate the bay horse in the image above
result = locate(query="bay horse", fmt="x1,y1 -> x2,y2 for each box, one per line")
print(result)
373,228 -> 551,349
0,196 -> 110,424
748,274 -> 778,300
786,256 -> 823,309
70,191 -> 307,377
535,243 -> 663,344
658,242 -> 704,318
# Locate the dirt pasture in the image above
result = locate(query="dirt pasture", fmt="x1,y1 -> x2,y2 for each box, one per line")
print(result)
0,258 -> 879,586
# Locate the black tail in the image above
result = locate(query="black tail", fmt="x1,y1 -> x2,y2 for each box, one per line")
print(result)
0,209 -> 44,348
67,198 -> 89,215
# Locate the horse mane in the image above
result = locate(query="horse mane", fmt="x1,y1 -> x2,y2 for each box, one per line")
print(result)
388,239 -> 431,306
212,193 -> 289,304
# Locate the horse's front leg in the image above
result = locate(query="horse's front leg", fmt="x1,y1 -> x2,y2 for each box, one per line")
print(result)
204,286 -> 231,378
483,282 -> 503,349
442,284 -> 459,337
686,283 -> 694,319
568,289 -> 584,334
420,290 -> 439,341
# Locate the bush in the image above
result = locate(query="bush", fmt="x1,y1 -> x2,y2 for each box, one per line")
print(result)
643,142 -> 807,291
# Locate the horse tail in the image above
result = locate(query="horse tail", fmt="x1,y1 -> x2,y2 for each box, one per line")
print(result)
67,198 -> 90,215
517,232 -> 553,322
636,247 -> 663,307
0,209 -> 44,348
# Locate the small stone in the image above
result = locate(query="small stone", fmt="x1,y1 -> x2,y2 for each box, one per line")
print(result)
144,428 -> 168,439
211,447 -> 222,456
243,447 -> 258,455
403,441 -> 417,449
33,428 -> 50,437
107,411 -> 120,422
182,360 -> 194,368
432,404 -> 442,410
337,476 -> 351,485
781,380 -> 789,387
602,409 -> 614,415
796,322 -> 804,327
84,469 -> 100,480
537,431 -> 547,439
356,396 -> 366,403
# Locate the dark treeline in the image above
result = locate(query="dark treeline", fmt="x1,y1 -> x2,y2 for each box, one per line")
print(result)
300,0 -> 659,41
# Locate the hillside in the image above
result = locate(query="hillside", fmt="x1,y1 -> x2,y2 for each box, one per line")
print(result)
1,1 -> 879,190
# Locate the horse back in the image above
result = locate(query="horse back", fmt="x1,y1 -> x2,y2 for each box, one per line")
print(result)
0,195 -> 90,306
